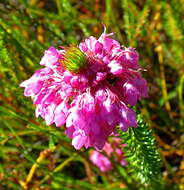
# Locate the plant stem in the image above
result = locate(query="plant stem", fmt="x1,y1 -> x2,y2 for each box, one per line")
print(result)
19,148 -> 55,189
156,45 -> 172,117
178,73 -> 184,127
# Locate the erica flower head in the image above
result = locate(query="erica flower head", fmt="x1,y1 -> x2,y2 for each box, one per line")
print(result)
20,28 -> 148,150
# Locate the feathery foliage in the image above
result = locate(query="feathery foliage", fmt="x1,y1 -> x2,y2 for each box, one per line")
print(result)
119,113 -> 164,190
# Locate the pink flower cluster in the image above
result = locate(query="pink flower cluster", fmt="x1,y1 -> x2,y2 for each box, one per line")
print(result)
20,29 -> 148,150
90,137 -> 127,172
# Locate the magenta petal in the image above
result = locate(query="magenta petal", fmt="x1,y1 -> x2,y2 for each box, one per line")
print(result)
40,46 -> 60,67
90,151 -> 112,172
65,126 -> 75,138
54,113 -> 66,127
108,60 -> 123,75
94,41 -> 103,54
72,134 -> 87,150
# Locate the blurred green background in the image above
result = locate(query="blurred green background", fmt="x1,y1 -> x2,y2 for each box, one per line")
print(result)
0,0 -> 183,189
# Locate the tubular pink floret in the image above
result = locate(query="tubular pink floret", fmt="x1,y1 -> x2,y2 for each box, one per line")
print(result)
90,137 -> 127,172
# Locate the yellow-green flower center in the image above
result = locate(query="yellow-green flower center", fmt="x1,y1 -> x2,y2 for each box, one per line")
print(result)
62,46 -> 87,73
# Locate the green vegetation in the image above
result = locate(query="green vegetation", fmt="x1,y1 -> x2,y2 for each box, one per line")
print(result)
0,0 -> 183,189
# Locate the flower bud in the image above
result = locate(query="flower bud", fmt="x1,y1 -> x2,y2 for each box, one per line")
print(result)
62,46 -> 87,73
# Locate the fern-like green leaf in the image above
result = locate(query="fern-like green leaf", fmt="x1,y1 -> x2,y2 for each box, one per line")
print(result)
119,113 -> 164,190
